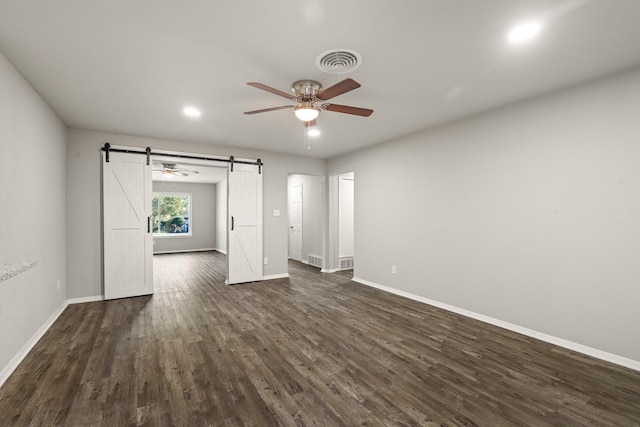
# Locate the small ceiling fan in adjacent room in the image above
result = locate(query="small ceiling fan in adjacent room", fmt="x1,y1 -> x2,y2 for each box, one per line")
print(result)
152,163 -> 200,177
244,78 -> 374,126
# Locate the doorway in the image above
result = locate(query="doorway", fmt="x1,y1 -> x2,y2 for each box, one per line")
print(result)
150,158 -> 227,255
152,159 -> 261,285
287,174 -> 325,270
102,146 -> 263,299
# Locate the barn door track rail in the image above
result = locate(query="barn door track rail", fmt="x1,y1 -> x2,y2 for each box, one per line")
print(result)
102,143 -> 262,173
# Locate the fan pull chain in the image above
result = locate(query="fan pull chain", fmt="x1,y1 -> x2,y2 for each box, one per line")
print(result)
303,127 -> 311,150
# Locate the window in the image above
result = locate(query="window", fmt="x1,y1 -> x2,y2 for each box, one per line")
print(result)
152,193 -> 192,236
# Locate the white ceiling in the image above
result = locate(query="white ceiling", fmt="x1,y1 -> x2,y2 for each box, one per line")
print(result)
1,0 -> 640,159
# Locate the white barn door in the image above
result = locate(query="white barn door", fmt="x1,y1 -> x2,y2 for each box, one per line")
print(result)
227,163 -> 263,284
103,152 -> 153,299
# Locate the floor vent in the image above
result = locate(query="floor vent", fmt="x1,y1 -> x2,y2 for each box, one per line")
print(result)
308,255 -> 323,268
339,257 -> 354,270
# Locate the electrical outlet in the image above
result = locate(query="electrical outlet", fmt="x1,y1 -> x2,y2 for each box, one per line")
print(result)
57,279 -> 60,290
391,265 -> 397,275
264,257 -> 269,265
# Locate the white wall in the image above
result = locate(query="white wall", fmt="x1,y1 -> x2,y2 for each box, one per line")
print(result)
0,51 -> 67,374
66,128 -> 326,298
215,179 -> 227,253
152,181 -> 216,253
328,66 -> 640,363
288,174 -> 324,263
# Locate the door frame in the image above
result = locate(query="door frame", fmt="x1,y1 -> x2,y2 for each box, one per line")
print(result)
325,171 -> 355,273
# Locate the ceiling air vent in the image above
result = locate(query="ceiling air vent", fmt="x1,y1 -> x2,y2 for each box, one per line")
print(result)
315,49 -> 362,74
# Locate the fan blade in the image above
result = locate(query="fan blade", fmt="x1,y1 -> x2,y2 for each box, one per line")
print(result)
175,169 -> 199,174
316,78 -> 361,101
244,105 -> 294,115
304,119 -> 317,128
323,103 -> 373,117
247,82 -> 296,100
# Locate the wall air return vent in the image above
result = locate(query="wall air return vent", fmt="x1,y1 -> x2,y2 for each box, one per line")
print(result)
315,49 -> 362,74
307,255 -> 323,268
339,257 -> 354,270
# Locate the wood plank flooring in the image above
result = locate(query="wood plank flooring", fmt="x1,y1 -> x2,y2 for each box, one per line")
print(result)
1,251 -> 639,426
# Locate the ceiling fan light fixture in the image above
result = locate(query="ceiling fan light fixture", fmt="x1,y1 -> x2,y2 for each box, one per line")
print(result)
153,162 -> 198,178
294,104 -> 319,121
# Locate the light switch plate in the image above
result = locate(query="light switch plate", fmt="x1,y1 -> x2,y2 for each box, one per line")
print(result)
273,209 -> 280,217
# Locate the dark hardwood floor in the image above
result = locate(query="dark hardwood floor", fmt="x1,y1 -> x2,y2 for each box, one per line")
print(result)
1,251 -> 639,426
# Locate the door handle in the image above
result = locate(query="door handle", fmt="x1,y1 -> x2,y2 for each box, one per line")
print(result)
147,216 -> 151,233
231,216 -> 234,231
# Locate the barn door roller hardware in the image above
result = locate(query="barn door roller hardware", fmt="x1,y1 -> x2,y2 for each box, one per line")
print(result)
229,156 -> 263,174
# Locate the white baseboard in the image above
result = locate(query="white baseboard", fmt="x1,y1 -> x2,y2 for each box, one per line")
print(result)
1,295 -> 106,387
262,273 -> 289,280
153,248 -> 216,255
352,276 -> 640,372
321,269 -> 337,273
0,300 -> 69,388
214,248 -> 227,255
68,295 -> 104,304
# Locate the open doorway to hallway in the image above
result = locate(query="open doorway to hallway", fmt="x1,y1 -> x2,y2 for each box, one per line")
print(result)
287,174 -> 325,272
285,171 -> 355,276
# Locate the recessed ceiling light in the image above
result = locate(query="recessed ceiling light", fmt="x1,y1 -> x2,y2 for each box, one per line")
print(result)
183,106 -> 201,118
508,21 -> 542,44
307,128 -> 320,137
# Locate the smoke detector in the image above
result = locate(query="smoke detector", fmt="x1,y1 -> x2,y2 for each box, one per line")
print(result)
315,49 -> 362,74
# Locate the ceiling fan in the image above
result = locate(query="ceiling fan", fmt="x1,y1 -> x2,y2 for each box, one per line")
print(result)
244,78 -> 373,125
152,163 -> 200,177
